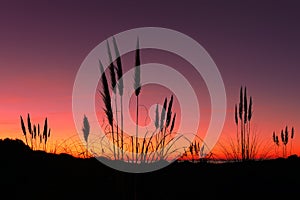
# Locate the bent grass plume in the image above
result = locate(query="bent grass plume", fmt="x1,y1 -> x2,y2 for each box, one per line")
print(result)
99,60 -> 116,160
20,115 -> 28,146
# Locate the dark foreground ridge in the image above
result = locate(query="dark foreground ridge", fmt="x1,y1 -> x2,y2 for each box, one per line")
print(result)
0,138 -> 299,199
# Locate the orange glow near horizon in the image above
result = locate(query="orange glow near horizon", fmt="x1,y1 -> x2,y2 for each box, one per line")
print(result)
0,51 -> 300,160
0,13 -> 299,160
1,84 -> 299,160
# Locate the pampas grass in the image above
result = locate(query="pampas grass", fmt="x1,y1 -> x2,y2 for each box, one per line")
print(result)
20,115 -> 28,145
93,37 -> 197,163
134,37 -> 141,162
273,125 -> 295,158
290,127 -> 295,155
235,86 -> 253,160
82,114 -> 90,157
20,113 -> 51,151
112,36 -> 124,160
107,40 -> 120,159
99,60 -> 115,159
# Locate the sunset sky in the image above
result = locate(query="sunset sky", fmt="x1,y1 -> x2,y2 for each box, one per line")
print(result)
0,0 -> 299,157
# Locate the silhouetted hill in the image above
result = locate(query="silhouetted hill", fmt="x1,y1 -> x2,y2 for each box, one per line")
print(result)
0,138 -> 31,157
0,138 -> 299,199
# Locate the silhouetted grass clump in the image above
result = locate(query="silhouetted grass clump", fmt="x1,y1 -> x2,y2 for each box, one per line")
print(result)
95,37 -> 192,163
273,126 -> 295,158
20,113 -> 51,151
235,86 -> 253,161
218,86 -> 273,161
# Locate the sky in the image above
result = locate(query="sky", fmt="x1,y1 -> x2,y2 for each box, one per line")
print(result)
0,0 -> 299,157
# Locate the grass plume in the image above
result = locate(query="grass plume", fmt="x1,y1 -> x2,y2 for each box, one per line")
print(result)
112,36 -> 124,160
134,37 -> 141,162
82,114 -> 90,157
20,115 -> 28,145
107,40 -> 120,159
20,113 -> 50,151
99,60 -> 115,160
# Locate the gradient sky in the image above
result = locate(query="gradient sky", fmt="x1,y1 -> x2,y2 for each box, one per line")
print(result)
0,0 -> 299,156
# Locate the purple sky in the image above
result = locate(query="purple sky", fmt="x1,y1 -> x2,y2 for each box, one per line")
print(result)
0,0 -> 299,153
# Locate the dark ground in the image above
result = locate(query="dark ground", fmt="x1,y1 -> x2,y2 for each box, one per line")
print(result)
0,138 -> 299,199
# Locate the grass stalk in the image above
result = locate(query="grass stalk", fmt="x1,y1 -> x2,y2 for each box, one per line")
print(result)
113,36 -> 124,160
134,37 -> 141,163
99,60 -> 115,160
107,40 -> 119,160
